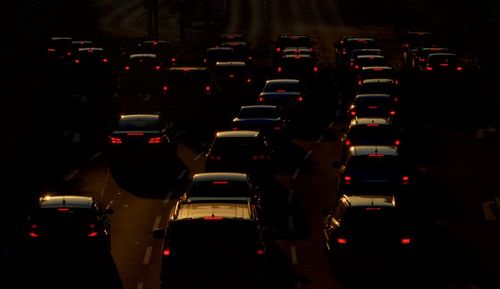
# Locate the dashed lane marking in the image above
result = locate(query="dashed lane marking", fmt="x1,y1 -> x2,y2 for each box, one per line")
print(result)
63,170 -> 79,182
153,216 -> 161,230
291,246 -> 298,264
292,168 -> 300,180
143,246 -> 153,265
304,150 -> 313,160
88,152 -> 102,162
177,169 -> 187,181
193,151 -> 206,161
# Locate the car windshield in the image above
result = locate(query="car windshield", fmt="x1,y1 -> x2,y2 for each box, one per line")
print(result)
214,65 -> 247,77
211,137 -> 266,155
238,107 -> 278,118
189,180 -> 251,198
118,117 -> 160,130
264,81 -> 301,92
347,126 -> 396,144
353,96 -> 390,106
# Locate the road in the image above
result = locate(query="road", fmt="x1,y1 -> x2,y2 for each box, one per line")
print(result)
2,0 -> 500,288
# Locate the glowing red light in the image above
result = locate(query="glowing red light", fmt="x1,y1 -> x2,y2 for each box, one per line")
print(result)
277,66 -> 282,73
205,85 -> 211,93
366,207 -> 382,211
102,58 -> 109,63
258,96 -> 265,102
426,66 -> 433,71
57,208 -> 70,212
163,85 -> 168,91
350,111 -> 356,116
29,232 -> 39,238
337,238 -> 347,244
456,66 -> 463,71
155,65 -> 161,70
276,89 -> 286,92
313,66 -> 319,72
127,132 -> 144,136
257,249 -> 264,255
297,96 -> 303,102
148,137 -> 162,144
163,248 -> 171,256
204,216 -> 224,220
401,238 -> 411,245
395,140 -> 401,146
276,47 -> 281,53
110,136 -> 122,144
124,66 -> 130,71
368,106 -> 378,109
88,231 -> 98,237
366,123 -> 379,127
345,140 -> 351,146
368,154 -> 385,157
390,111 -> 396,116
74,59 -> 80,64
212,181 -> 229,185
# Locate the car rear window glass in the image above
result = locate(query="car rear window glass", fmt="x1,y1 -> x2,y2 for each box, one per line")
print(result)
238,107 -> 278,118
189,180 -> 250,198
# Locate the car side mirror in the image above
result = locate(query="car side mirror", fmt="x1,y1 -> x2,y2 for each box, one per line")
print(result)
332,161 -> 341,168
153,228 -> 165,239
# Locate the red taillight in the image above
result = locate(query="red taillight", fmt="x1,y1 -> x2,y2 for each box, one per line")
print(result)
213,181 -> 228,185
209,155 -> 221,160
390,110 -> 396,116
402,43 -> 410,48
344,176 -> 352,184
395,139 -> 401,146
127,132 -> 144,136
402,175 -> 410,185
47,48 -> 56,52
163,248 -> 171,256
171,57 -> 176,63
297,96 -> 303,102
358,80 -> 363,86
232,127 -> 239,131
163,85 -> 168,91
277,66 -> 282,73
74,59 -> 80,64
258,96 -> 265,103
337,238 -> 347,244
426,66 -> 433,71
148,137 -> 162,144
102,58 -> 109,63
57,208 -> 70,212
401,238 -> 411,245
204,216 -> 224,220
313,66 -> 318,73
345,140 -> 351,146
354,65 -> 359,70
155,65 -> 161,70
29,232 -> 39,238
274,125 -> 282,131
368,154 -> 385,157
440,63 -> 449,67
205,85 -> 211,93
257,249 -> 264,255
276,47 -> 281,53
109,136 -> 122,144
366,123 -> 379,127
368,106 -> 378,109
124,66 -> 130,71
247,78 -> 252,83
276,89 -> 286,92
350,111 -> 356,116
456,66 -> 463,71
88,231 -> 98,237
366,207 -> 382,211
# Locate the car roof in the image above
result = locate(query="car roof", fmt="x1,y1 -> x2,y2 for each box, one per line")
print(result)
215,61 -> 247,67
207,46 -> 233,52
120,114 -> 159,121
356,54 -> 385,59
266,79 -> 300,84
349,145 -> 399,156
240,104 -> 278,110
39,195 -> 93,209
350,118 -> 390,126
168,66 -> 208,71
342,194 -> 396,208
354,93 -> 391,99
361,66 -> 393,71
215,130 -> 260,138
77,47 -> 104,52
428,52 -> 457,58
130,53 -> 157,59
361,78 -> 397,84
174,202 -> 253,220
192,172 -> 248,182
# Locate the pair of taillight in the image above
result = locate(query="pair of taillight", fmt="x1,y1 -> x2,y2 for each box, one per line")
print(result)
163,247 -> 264,256
343,175 -> 409,184
109,136 -> 162,144
336,237 -> 411,244
28,223 -> 98,238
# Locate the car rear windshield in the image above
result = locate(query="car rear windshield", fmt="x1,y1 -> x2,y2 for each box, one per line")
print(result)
347,126 -> 396,144
429,54 -> 457,66
118,117 -> 160,130
238,107 -> 278,118
278,36 -> 312,47
189,180 -> 251,198
347,155 -> 403,172
211,138 -> 266,155
357,83 -> 396,94
354,96 -> 390,106
359,69 -> 395,80
30,208 -> 98,227
343,207 -> 402,229
167,69 -> 210,85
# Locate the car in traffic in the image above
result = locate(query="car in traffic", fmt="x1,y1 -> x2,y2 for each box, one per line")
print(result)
335,36 -> 378,68
137,38 -> 177,67
153,200 -> 266,289
401,30 -> 438,67
339,118 -> 401,162
106,114 -> 177,168
22,194 -> 113,260
231,105 -> 290,145
332,145 -> 412,196
408,46 -> 450,72
420,52 -> 463,79
349,54 -> 388,73
205,130 -> 273,179
323,194 -> 416,270
220,41 -> 253,65
120,53 -> 166,94
355,66 -> 398,88
355,78 -> 400,103
203,46 -> 235,68
275,52 -> 319,82
219,33 -> 246,44
348,94 -> 398,122
257,78 -> 307,119
273,34 -> 316,64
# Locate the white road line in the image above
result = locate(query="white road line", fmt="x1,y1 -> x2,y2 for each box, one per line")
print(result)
101,169 -> 110,201
193,151 -> 206,161
337,98 -> 342,105
88,152 -> 102,162
137,283 -> 144,289
316,134 -> 325,143
142,94 -> 151,102
292,168 -> 300,180
328,121 -> 335,129
288,190 -> 294,204
163,190 -> 174,204
153,216 -> 161,230
177,169 -> 187,181
291,246 -> 298,264
482,201 -> 496,221
288,215 -> 294,232
335,110 -> 340,117
63,170 -> 79,182
304,150 -> 313,160
143,246 -> 153,265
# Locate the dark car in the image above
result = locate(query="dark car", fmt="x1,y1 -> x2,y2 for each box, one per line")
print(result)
333,145 -> 412,196
355,66 -> 398,88
323,194 -> 415,270
137,38 -> 176,67
107,114 -> 177,168
219,33 -> 246,44
349,54 -> 388,73
257,78 -> 307,119
421,52 -> 463,78
275,53 -> 319,82
46,36 -> 73,62
408,47 -> 450,72
205,130 -> 273,179
347,48 -> 384,68
348,94 -> 398,122
231,105 -> 290,145
401,31 -> 437,66
204,46 -> 235,68
210,61 -> 254,108
220,41 -> 253,65
356,78 -> 400,103
180,172 -> 261,206
22,194 -> 113,259
153,201 -> 266,289
121,53 -> 166,94
339,118 -> 401,162
273,34 -> 316,64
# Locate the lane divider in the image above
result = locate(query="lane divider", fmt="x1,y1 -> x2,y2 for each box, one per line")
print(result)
143,246 -> 153,265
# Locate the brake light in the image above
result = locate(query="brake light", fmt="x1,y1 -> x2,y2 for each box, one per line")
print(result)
171,57 -> 176,64
277,66 -> 282,73
345,139 -> 351,146
102,58 -> 109,63
440,63 -> 449,67
456,66 -> 463,71
57,208 -> 70,212
252,155 -> 267,160
258,96 -> 265,103
212,181 -> 228,185
155,65 -> 161,70
47,48 -> 56,52
29,232 -> 39,238
148,137 -> 162,144
109,136 -> 122,144
365,207 -> 382,211
88,224 -> 98,237
274,125 -> 282,131
426,66 -> 433,71
401,238 -> 411,245
390,110 -> 396,116
232,127 -> 239,131
127,132 -> 144,136
204,216 -> 224,220
313,66 -> 318,73
205,85 -> 211,93
247,78 -> 252,83
163,248 -> 171,256
354,65 -> 359,70
163,85 -> 168,91
368,154 -> 385,157
297,96 -> 303,102
74,59 -> 80,64
350,111 -> 356,116
257,249 -> 264,255
402,175 -> 410,185
344,176 -> 352,184
124,66 -> 130,71
276,89 -> 286,92
276,47 -> 281,53
395,139 -> 401,146
366,123 -> 379,126
368,106 -> 378,109
337,238 -> 347,244
358,80 -> 363,86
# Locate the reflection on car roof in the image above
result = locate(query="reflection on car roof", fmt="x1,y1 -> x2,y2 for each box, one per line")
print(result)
39,195 -> 93,208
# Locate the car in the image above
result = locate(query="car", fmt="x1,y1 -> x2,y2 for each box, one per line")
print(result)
323,194 -> 415,269
180,172 -> 261,206
137,38 -> 176,67
401,31 -> 438,66
203,46 -> 235,68
69,47 -> 111,74
282,46 -> 316,58
335,36 -> 378,68
66,40 -> 94,60
231,105 -> 289,145
347,48 -> 384,68
257,78 -> 307,119
46,36 -> 73,62
220,41 -> 253,65
107,114 -> 177,168
355,78 -> 400,103
22,194 -> 113,259
348,94 -> 398,122
355,66 -> 398,88
153,200 -> 266,289
332,145 -> 412,196
273,34 -> 316,64
210,61 -> 254,107
120,53 -> 166,93
339,118 -> 401,162
275,53 -> 320,82
205,130 -> 273,179
421,52 -> 463,78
